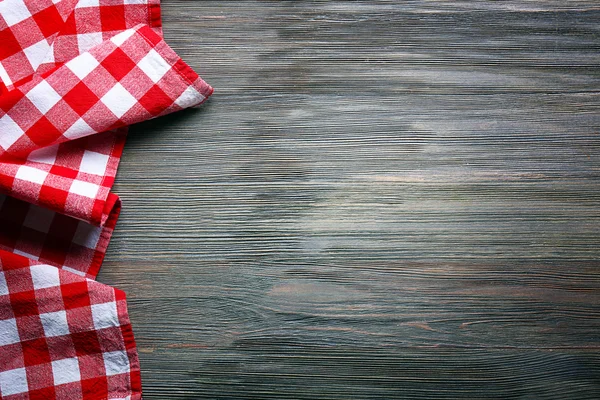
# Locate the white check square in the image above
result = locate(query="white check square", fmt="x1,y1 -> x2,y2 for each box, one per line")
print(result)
0,62 -> 13,87
100,83 -> 137,118
24,205 -> 55,232
26,80 -> 61,114
77,32 -> 103,54
0,0 -> 32,27
0,272 -> 7,296
80,150 -> 110,176
0,368 -> 28,396
75,0 -> 99,7
73,222 -> 102,249
0,114 -> 25,150
91,302 -> 119,330
30,264 -> 60,290
52,358 -> 81,385
110,28 -> 135,46
15,165 -> 48,185
175,86 -> 201,108
137,49 -> 172,84
0,318 -> 20,346
64,118 -> 93,140
103,350 -> 130,376
40,310 -> 70,337
69,180 -> 100,199
65,52 -> 100,80
23,39 -> 52,72
28,144 -> 59,165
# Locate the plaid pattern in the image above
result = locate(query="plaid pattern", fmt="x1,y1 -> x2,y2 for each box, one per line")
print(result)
0,0 -> 213,398
0,23 -> 212,225
0,129 -> 126,226
0,192 -> 120,280
0,24 -> 210,158
0,0 -> 161,92
0,249 -> 141,399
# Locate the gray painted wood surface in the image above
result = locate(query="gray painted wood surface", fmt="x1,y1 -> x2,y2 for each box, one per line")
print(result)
99,1 -> 600,398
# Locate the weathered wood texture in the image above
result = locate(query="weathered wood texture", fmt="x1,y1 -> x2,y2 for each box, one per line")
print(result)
99,1 -> 600,398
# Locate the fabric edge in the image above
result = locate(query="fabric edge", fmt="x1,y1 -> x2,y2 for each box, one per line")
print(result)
136,25 -> 214,101
87,193 -> 121,279
148,0 -> 163,30
115,287 -> 143,400
96,128 -> 128,227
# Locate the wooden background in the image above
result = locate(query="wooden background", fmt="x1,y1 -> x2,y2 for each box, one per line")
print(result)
99,1 -> 600,398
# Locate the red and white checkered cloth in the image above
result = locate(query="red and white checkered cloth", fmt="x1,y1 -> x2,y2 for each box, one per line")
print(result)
0,249 -> 140,399
0,0 -> 213,398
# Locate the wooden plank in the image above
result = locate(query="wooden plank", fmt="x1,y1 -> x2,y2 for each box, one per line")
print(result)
100,1 -> 600,398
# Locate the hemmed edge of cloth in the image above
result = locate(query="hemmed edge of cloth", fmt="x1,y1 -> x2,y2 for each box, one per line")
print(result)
95,128 -> 128,227
115,287 -> 143,400
87,192 -> 121,279
137,25 -> 214,101
148,0 -> 163,32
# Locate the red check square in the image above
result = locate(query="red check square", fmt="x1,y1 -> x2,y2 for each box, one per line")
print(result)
63,82 -> 100,116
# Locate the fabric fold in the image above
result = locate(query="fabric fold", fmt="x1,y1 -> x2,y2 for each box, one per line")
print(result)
1,23 -> 212,160
0,23 -> 212,225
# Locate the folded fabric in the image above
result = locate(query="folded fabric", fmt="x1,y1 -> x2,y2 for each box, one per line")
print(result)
0,1 -> 213,398
0,21 -> 212,226
0,249 -> 140,399
0,192 -> 119,280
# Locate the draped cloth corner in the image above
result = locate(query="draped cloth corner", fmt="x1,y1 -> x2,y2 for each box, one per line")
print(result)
0,1 -> 212,398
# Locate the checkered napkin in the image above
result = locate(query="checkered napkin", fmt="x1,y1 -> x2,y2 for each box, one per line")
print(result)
0,0 -> 213,398
0,249 -> 140,399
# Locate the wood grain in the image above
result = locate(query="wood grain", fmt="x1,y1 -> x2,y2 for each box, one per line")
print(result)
99,1 -> 600,398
